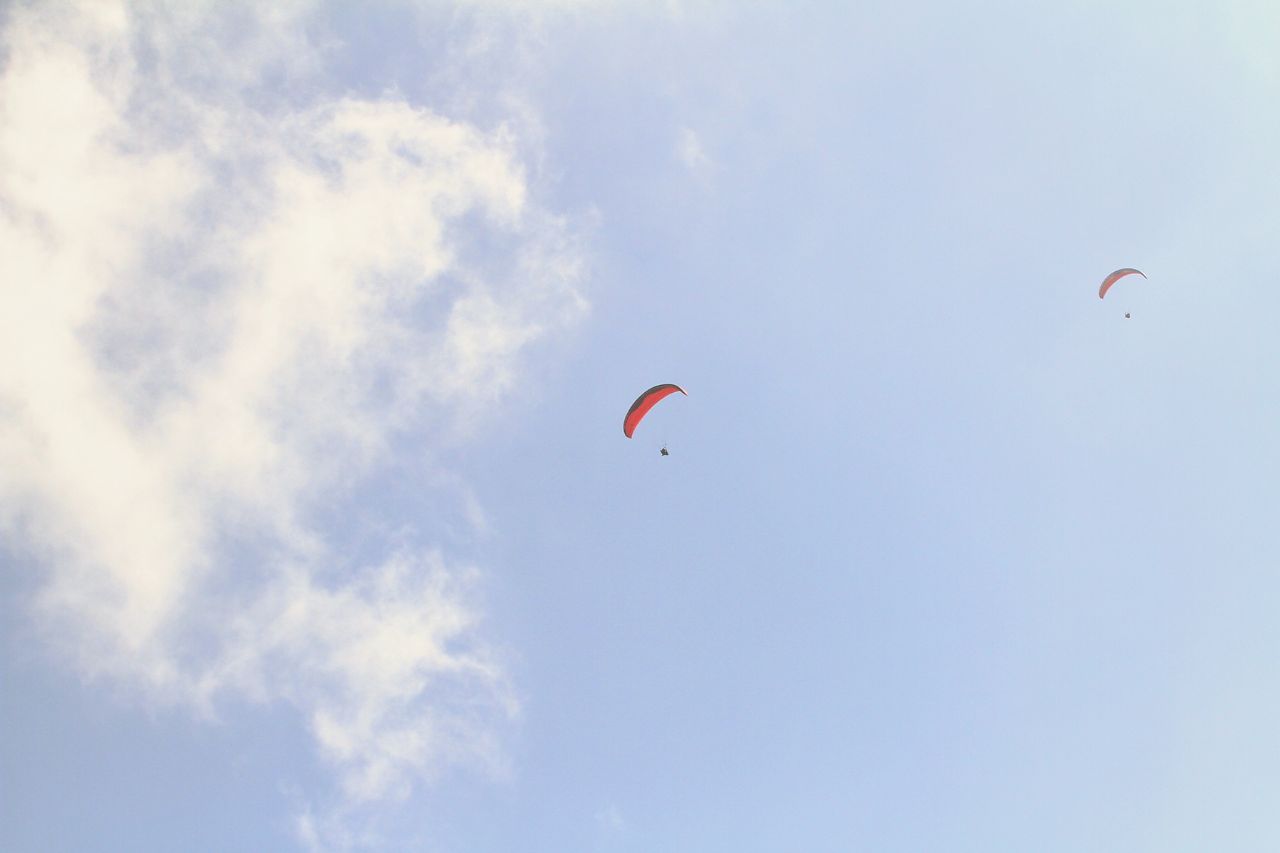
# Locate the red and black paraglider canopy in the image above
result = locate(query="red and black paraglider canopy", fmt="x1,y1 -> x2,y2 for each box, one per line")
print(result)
623,384 -> 686,438
1098,267 -> 1146,299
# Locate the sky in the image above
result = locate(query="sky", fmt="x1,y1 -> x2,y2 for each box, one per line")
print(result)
4,1 -> 1280,850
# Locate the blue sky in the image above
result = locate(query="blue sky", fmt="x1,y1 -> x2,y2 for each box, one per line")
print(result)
5,1 -> 1280,850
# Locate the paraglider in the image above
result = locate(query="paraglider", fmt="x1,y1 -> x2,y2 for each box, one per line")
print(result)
623,383 -> 686,439
1098,268 -> 1146,299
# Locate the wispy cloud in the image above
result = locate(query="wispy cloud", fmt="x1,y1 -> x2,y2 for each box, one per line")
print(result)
596,802 -> 626,833
677,126 -> 714,179
0,0 -> 584,844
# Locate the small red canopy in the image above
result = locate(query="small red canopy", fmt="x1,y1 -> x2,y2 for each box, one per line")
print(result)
1098,268 -> 1146,299
623,384 -> 686,438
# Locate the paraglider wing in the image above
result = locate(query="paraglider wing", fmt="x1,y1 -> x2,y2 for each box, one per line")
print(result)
1098,268 -> 1146,299
623,384 -> 687,438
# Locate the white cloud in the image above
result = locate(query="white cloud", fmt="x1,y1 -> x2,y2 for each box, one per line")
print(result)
596,802 -> 626,833
0,0 -> 583,845
677,125 -> 714,180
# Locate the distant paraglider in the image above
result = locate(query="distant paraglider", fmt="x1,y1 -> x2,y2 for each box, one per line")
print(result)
1098,268 -> 1146,300
624,383 -> 686,440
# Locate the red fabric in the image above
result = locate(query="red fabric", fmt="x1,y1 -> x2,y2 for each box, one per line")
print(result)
623,384 -> 686,437
1098,268 -> 1145,299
